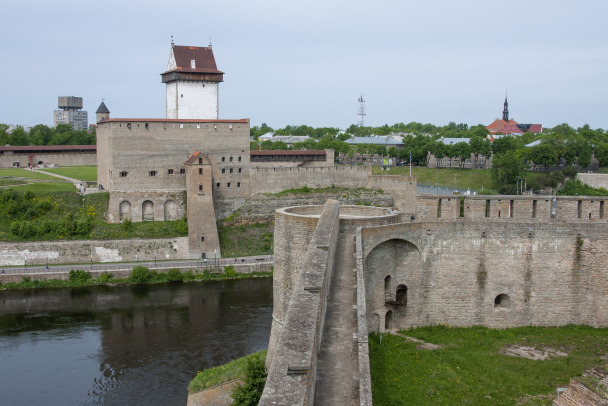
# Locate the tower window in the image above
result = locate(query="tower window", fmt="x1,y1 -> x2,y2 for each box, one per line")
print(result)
230,157 -> 233,162
167,169 -> 174,175
216,183 -> 220,188
199,158 -> 202,164
180,169 -> 185,174
222,157 -> 225,162
199,184 -> 203,191
120,171 -> 128,177
238,168 -> 242,173
227,182 -> 231,188
149,171 -> 157,177
238,156 -> 242,162
199,168 -> 203,175
222,168 -> 226,174
230,168 -> 233,173
237,182 -> 241,187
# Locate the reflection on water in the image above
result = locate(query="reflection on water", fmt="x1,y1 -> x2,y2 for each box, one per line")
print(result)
0,278 -> 273,406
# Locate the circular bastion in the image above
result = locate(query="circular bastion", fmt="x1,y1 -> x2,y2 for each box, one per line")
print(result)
267,204 -> 399,366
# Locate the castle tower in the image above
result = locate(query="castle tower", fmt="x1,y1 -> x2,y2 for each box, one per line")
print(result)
502,93 -> 509,122
96,101 -> 110,123
161,43 -> 224,119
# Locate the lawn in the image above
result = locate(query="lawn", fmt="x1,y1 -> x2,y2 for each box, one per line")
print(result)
0,168 -> 58,180
9,182 -> 77,193
41,165 -> 97,181
369,325 -> 608,406
217,221 -> 274,257
373,166 -> 499,192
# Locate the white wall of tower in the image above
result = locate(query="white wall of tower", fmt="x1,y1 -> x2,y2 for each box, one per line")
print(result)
166,81 -> 219,119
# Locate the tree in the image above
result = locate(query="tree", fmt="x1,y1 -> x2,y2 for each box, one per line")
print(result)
230,354 -> 267,406
452,142 -> 471,169
529,143 -> 559,171
492,150 -> 526,186
470,136 -> 492,168
8,126 -> 28,146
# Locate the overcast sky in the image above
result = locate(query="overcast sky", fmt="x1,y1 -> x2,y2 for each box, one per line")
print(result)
1,0 -> 607,130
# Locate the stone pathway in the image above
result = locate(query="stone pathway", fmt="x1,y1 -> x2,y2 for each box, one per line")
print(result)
314,232 -> 359,405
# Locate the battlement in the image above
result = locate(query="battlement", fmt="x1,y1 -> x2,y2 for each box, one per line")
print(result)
416,194 -> 608,223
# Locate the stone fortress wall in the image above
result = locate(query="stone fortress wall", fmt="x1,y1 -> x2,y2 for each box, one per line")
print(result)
267,194 -> 608,405
0,149 -> 96,168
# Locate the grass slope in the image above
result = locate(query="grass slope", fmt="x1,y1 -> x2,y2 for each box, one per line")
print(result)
0,168 -> 58,180
41,165 -> 98,181
217,222 -> 273,257
370,325 -> 608,406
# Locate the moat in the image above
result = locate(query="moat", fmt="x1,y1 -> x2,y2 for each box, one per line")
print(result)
0,278 -> 273,406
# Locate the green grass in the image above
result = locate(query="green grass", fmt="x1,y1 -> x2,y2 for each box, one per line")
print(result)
267,185 -> 381,197
0,190 -> 187,242
41,165 -> 97,181
9,182 -> 76,192
0,168 -> 58,180
374,166 -> 499,192
217,222 -> 274,257
370,325 -> 608,406
189,349 -> 267,394
0,179 -> 26,187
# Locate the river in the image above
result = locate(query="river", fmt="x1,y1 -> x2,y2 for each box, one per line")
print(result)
0,278 -> 273,405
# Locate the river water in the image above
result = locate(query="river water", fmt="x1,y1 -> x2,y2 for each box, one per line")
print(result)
0,278 -> 273,406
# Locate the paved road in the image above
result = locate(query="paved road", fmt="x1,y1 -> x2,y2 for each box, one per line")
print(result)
0,254 -> 273,275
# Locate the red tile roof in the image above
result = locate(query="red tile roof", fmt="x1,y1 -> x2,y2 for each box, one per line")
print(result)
184,151 -> 201,165
167,45 -> 224,74
500,123 -> 524,134
486,119 -> 520,134
527,124 -> 543,133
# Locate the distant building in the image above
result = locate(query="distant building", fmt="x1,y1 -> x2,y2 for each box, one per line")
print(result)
486,95 -> 542,135
257,133 -> 311,146
54,96 -> 88,130
345,135 -> 404,149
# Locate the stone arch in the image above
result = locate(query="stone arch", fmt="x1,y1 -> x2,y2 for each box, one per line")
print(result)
365,238 -> 422,331
396,284 -> 408,306
142,200 -> 154,221
385,310 -> 393,331
164,200 -> 177,221
371,312 -> 381,333
494,294 -> 511,309
119,201 -> 132,221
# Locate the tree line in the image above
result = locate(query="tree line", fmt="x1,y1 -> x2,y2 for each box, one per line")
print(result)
0,124 -> 96,146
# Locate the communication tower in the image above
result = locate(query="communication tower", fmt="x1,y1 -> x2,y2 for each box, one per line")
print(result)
357,94 -> 366,127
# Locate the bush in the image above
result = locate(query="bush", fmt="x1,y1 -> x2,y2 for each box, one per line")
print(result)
230,353 -> 267,406
224,265 -> 236,277
69,269 -> 92,283
98,272 -> 114,283
562,166 -> 578,178
121,218 -> 133,233
166,268 -> 184,282
130,266 -> 151,283
498,184 -> 517,195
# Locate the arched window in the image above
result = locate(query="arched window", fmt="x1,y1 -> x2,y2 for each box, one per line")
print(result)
396,284 -> 408,306
142,200 -> 154,221
385,310 -> 393,331
494,294 -> 511,309
119,201 -> 131,221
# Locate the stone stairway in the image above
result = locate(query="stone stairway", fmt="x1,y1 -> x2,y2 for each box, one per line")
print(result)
314,232 -> 359,405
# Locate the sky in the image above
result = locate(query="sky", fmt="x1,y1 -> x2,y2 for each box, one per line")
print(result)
1,0 -> 607,130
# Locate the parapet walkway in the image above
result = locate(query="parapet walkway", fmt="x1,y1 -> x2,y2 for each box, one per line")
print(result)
314,231 -> 359,405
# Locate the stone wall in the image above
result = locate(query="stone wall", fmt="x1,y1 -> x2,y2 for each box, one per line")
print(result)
368,175 -> 416,212
416,194 -> 608,223
106,190 -> 186,223
250,166 -> 373,194
577,173 -> 608,190
0,150 -> 96,169
0,238 -> 189,266
554,369 -> 608,406
261,200 -> 341,405
361,220 -> 608,332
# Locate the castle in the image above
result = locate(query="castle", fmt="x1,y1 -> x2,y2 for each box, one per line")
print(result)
96,43 -> 414,258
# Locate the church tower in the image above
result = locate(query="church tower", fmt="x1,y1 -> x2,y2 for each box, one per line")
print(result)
502,93 -> 509,122
161,42 -> 224,119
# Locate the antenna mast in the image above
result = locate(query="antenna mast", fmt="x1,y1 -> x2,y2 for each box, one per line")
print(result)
357,94 -> 366,127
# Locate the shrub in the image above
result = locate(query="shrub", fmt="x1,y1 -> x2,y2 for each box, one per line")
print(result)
224,265 -> 236,277
562,166 -> 578,178
130,266 -> 151,283
121,218 -> 133,233
230,353 -> 267,406
498,184 -> 517,195
98,272 -> 114,284
166,268 -> 184,282
69,269 -> 92,283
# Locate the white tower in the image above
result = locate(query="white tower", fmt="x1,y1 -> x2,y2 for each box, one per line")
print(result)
161,42 -> 224,119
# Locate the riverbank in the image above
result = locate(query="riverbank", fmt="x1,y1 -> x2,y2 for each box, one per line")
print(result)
0,266 -> 272,291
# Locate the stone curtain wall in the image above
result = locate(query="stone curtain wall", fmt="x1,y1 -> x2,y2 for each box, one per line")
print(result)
577,173 -> 608,190
0,238 -> 189,266
250,166 -> 372,194
261,200 -> 341,405
0,151 -> 96,168
368,175 -> 417,213
361,221 -> 608,332
416,195 -> 608,223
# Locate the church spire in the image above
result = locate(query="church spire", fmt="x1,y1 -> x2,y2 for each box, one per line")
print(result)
503,92 -> 509,122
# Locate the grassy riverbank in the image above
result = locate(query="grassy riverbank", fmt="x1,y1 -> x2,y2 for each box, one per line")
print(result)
188,350 -> 267,394
0,267 -> 272,291
369,325 -> 608,406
